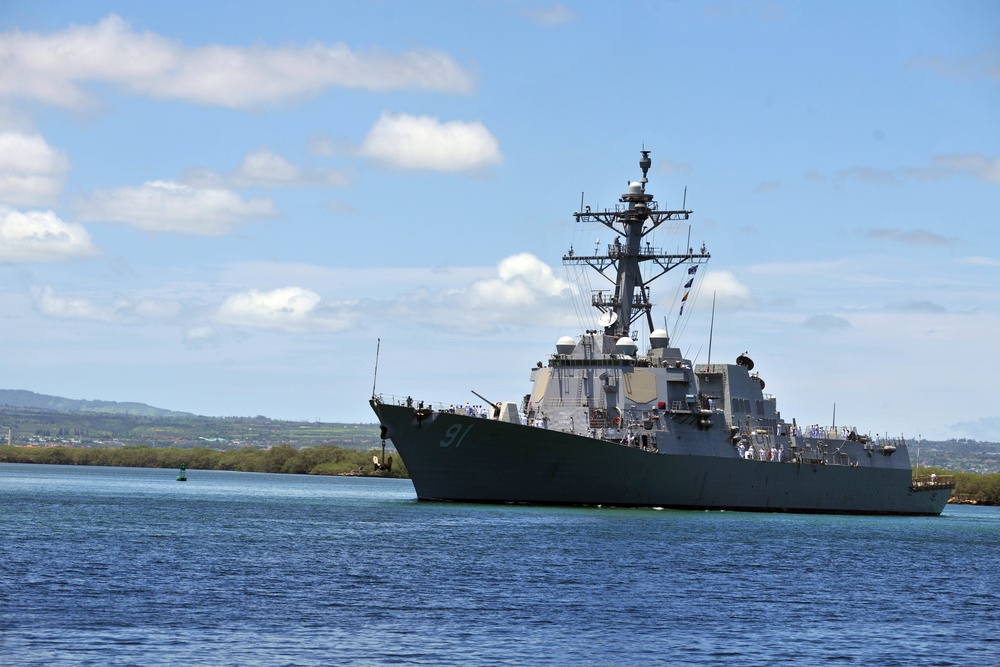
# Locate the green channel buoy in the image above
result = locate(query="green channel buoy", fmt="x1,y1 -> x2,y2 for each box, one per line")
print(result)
176,463 -> 187,482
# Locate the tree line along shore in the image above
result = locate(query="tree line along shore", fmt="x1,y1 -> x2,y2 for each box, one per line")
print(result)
920,467 -> 999,505
0,444 -> 407,478
2,445 -> 998,505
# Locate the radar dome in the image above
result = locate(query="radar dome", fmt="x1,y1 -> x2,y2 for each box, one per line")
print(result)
556,336 -> 576,355
615,336 -> 637,356
649,329 -> 669,349
628,182 -> 642,194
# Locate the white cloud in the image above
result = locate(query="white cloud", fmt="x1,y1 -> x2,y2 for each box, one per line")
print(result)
216,286 -> 354,332
525,4 -> 577,24
387,253 -> 571,333
931,153 -> 1000,184
28,283 -> 185,323
234,150 -> 303,187
0,14 -> 474,110
0,132 -> 70,206
75,180 -> 275,235
819,153 -> 1000,187
29,285 -> 124,322
184,149 -> 350,188
700,270 -> 754,309
183,326 -> 225,349
359,112 -> 503,172
465,253 -> 569,304
0,207 -> 99,262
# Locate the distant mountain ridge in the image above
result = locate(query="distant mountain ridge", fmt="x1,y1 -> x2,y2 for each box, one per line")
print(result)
0,389 -> 195,418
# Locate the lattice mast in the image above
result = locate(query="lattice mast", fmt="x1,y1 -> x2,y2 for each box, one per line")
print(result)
564,150 -> 710,339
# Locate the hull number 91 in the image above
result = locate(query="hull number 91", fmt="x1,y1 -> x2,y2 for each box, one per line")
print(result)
439,423 -> 473,448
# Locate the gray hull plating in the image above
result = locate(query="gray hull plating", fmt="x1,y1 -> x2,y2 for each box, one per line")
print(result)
372,402 -> 950,516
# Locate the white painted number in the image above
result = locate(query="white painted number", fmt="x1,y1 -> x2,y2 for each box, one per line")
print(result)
439,423 -> 473,448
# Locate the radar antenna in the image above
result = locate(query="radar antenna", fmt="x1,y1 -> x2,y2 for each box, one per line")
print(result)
564,150 -> 710,338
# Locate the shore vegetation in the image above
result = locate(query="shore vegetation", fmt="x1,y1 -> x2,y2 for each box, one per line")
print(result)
0,444 -> 407,478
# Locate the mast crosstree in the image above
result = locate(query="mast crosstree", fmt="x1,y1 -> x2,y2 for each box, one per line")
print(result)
564,150 -> 710,338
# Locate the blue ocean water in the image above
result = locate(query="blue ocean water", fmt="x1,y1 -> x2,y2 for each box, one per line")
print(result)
1,464 -> 997,666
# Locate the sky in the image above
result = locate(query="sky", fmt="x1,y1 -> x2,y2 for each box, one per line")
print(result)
0,1 -> 998,441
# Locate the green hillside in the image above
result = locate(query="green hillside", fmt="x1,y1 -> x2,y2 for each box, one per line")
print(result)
0,405 -> 381,451
0,389 -> 194,417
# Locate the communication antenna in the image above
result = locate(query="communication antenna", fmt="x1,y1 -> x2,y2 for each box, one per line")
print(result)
707,292 -> 717,366
692,344 -> 704,365
371,338 -> 380,399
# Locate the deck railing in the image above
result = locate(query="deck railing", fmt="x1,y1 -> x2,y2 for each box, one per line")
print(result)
912,475 -> 956,490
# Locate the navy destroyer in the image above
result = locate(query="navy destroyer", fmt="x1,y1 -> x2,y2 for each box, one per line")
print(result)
370,149 -> 953,514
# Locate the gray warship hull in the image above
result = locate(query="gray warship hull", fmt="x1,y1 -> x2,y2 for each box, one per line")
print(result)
371,402 -> 950,516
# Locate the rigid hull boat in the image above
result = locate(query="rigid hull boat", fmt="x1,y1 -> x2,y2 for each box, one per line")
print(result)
370,150 -> 953,515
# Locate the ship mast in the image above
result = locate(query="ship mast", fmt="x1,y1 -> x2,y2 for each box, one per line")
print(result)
564,150 -> 710,339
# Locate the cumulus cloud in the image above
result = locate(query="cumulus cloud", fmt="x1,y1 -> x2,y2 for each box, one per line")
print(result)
698,270 -> 754,310
0,15 -> 474,110
467,253 -> 569,303
29,285 -> 124,322
0,131 -> 70,206
387,253 -> 571,333
216,286 -> 355,332
75,180 -> 275,235
184,149 -> 349,189
0,207 -> 99,262
359,112 -> 503,172
29,284 -> 184,323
